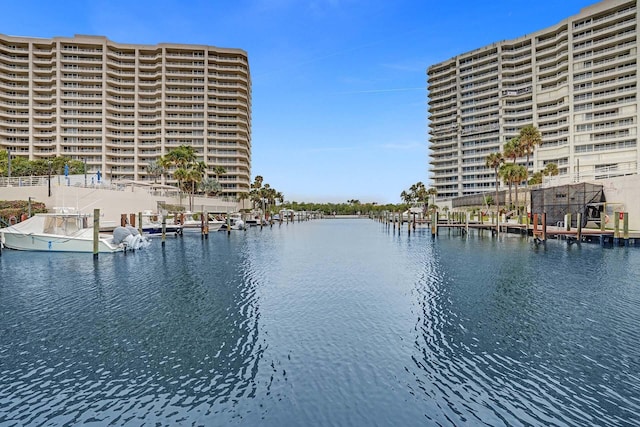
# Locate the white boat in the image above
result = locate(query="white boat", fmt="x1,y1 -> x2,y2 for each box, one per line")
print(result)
219,212 -> 246,231
243,210 -> 269,227
175,211 -> 225,233
0,209 -> 148,253
139,211 -> 183,236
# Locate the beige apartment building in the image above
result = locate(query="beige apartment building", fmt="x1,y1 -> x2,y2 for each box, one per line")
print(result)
0,34 -> 251,199
427,0 -> 638,200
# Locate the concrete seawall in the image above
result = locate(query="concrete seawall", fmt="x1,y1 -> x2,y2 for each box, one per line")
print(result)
0,184 -> 238,223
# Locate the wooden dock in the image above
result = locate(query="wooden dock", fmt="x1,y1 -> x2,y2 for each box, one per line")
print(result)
380,215 -> 638,247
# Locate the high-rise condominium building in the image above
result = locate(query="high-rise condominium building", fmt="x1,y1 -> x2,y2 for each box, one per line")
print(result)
0,34 -> 251,199
427,0 -> 638,200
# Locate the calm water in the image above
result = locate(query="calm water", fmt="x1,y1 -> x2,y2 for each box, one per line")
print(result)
1,219 -> 640,426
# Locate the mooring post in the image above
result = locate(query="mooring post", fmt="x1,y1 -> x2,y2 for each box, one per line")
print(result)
465,212 -> 469,235
161,216 -> 166,247
121,213 -> 127,227
614,211 -> 620,246
600,210 -> 606,247
565,213 -> 571,232
129,213 -> 136,228
138,212 -> 143,236
623,212 -> 629,246
93,208 -> 100,259
430,211 -> 437,238
203,210 -> 209,239
576,213 -> 582,242
542,212 -> 547,242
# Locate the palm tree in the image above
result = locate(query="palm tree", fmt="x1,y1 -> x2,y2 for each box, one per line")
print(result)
166,145 -> 196,170
499,163 -> 516,210
503,137 -> 521,164
261,184 -> 276,215
250,176 -> 263,210
528,171 -> 544,185
200,177 -> 221,196
236,191 -> 251,210
212,166 -> 226,182
427,187 -> 438,208
157,156 -> 172,183
543,162 -> 559,179
146,160 -> 164,183
518,125 -> 542,180
185,161 -> 206,210
400,190 -> 411,204
252,175 -> 264,190
485,152 -> 504,219
512,164 -> 528,214
402,182 -> 428,209
275,191 -> 284,205
173,167 -> 188,206
160,145 -> 197,188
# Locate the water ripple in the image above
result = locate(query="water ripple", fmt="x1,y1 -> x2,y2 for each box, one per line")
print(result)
1,223 -> 640,425
406,233 -> 640,426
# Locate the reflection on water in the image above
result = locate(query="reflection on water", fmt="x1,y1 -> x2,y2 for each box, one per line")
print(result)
1,220 -> 640,426
410,235 -> 640,426
0,236 -> 267,425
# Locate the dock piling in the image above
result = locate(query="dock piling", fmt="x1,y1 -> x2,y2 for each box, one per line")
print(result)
161,216 -> 166,247
576,213 -> 582,242
614,211 -> 620,245
465,212 -> 469,236
202,211 -> 209,239
93,208 -> 100,259
430,211 -> 437,238
623,212 -> 629,246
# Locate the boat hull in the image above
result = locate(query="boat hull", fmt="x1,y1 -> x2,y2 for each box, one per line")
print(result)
181,221 -> 224,233
142,225 -> 183,236
1,231 -> 123,253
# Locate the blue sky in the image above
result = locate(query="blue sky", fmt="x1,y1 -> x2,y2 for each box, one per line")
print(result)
2,0 -> 597,203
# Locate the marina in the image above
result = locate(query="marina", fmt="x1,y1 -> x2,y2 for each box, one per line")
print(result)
378,211 -> 639,248
1,219 -> 639,426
